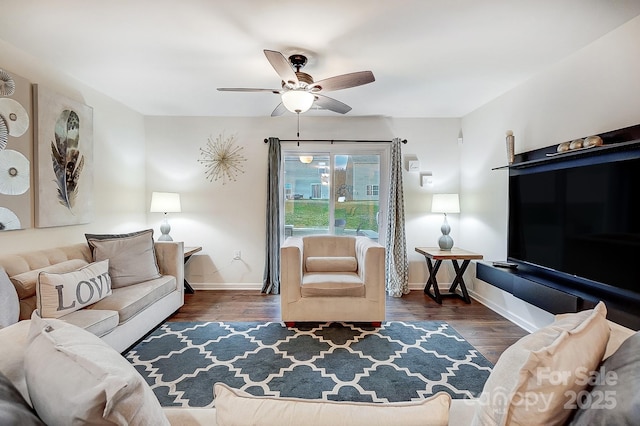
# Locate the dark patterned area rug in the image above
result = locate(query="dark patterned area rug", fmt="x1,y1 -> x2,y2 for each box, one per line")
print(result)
125,321 -> 492,408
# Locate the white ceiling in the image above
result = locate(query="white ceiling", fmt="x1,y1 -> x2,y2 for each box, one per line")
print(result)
2,0 -> 640,118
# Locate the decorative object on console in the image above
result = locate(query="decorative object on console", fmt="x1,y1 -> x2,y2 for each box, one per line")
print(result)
150,192 -> 181,241
431,193 -> 460,251
34,84 -> 93,228
555,135 -> 603,154
505,130 -> 515,164
198,132 -> 246,184
583,135 -> 603,148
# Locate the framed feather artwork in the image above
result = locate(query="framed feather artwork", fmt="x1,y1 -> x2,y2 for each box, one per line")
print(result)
33,85 -> 93,228
0,68 -> 33,232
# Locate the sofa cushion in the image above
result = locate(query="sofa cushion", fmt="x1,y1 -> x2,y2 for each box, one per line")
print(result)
568,330 -> 640,425
0,268 -> 19,328
0,371 -> 43,426
214,382 -> 451,426
60,309 -> 119,338
472,302 -> 610,426
88,275 -> 175,324
306,256 -> 358,273
302,272 -> 365,297
36,260 -> 112,319
0,320 -> 32,406
9,258 -> 89,300
86,229 -> 161,288
25,315 -> 169,426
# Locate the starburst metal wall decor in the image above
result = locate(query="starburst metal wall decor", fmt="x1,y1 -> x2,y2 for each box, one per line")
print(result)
198,133 -> 246,184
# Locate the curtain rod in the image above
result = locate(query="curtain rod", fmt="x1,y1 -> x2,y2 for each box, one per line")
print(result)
264,138 -> 407,144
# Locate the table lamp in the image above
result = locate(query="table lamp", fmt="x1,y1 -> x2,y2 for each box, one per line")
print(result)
150,192 -> 181,241
431,193 -> 460,250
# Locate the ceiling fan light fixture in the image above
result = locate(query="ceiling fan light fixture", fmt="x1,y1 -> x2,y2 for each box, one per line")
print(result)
281,90 -> 314,114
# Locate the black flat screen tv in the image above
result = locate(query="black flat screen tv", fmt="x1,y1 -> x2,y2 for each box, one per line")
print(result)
507,149 -> 640,298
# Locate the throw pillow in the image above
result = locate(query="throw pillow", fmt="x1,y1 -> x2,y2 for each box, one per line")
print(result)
214,383 -> 451,426
25,314 -> 169,426
0,268 -> 19,328
306,256 -> 358,272
0,370 -> 44,426
568,331 -> 640,425
471,301 -> 610,426
85,229 -> 161,288
9,259 -> 89,300
36,260 -> 111,318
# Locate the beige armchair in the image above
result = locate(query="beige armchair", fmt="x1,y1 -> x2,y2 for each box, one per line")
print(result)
280,235 -> 386,325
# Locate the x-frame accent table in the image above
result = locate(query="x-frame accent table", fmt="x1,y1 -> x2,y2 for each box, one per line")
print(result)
183,246 -> 202,294
415,247 -> 483,304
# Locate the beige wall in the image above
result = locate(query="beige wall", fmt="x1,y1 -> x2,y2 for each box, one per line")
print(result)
459,15 -> 640,331
144,115 -> 462,289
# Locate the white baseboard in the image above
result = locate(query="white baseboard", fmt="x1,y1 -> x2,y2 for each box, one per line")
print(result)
190,282 -> 263,291
467,289 -> 539,333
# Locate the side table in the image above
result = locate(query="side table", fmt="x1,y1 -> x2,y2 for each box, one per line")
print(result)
183,246 -> 202,294
415,247 -> 483,304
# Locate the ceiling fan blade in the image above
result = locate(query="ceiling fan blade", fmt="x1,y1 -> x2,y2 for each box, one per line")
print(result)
314,94 -> 352,114
264,50 -> 298,85
271,102 -> 287,117
217,88 -> 281,94
310,71 -> 375,92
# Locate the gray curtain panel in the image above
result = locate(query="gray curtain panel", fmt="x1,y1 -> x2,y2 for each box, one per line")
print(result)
262,137 -> 281,294
385,137 -> 409,297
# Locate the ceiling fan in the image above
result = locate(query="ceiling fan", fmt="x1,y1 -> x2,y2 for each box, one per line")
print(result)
217,49 -> 375,116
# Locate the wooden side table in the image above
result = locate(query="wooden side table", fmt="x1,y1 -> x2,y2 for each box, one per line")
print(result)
183,246 -> 202,294
415,247 -> 483,304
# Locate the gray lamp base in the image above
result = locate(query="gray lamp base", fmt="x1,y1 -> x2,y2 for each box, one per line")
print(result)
438,214 -> 454,250
158,217 -> 173,241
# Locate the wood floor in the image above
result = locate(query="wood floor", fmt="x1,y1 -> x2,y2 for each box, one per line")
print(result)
169,290 -> 528,365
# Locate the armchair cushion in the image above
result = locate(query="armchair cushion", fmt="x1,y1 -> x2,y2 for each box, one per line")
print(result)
302,273 -> 365,297
306,256 -> 357,273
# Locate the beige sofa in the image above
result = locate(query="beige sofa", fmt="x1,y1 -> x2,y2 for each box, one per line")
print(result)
280,235 -> 385,324
0,239 -> 184,353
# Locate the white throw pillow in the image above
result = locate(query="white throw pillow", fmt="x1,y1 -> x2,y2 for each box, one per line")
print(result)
36,260 -> 111,318
472,301 -> 610,426
25,314 -> 169,426
214,382 -> 451,426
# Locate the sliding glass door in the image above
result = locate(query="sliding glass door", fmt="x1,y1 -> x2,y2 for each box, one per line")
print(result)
282,144 -> 389,243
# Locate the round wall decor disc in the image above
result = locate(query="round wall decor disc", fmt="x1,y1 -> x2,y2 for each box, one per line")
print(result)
0,115 -> 7,151
0,98 -> 29,137
0,149 -> 30,195
0,70 -> 16,97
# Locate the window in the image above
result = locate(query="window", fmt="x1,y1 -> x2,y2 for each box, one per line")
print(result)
282,145 -> 389,243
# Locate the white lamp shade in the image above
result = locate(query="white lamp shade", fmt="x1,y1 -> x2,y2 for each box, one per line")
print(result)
281,90 -> 314,113
431,194 -> 460,214
150,192 -> 181,213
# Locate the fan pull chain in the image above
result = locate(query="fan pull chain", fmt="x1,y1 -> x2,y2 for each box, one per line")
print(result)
297,112 -> 300,146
